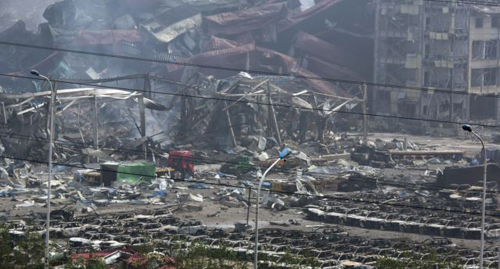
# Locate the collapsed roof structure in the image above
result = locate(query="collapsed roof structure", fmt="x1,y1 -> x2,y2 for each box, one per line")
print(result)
0,0 -> 374,160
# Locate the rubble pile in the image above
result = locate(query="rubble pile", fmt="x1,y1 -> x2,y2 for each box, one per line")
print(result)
168,74 -> 360,149
0,87 -> 169,162
0,0 -> 374,160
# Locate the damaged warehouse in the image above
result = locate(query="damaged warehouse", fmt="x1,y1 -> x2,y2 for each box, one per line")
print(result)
1,0 -> 500,268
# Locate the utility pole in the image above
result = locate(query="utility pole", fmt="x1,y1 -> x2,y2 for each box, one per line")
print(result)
267,81 -> 282,146
30,70 -> 56,269
497,235 -> 500,269
92,93 -> 99,163
138,95 -> 147,159
224,101 -> 237,147
450,24 -> 455,122
144,74 -> 151,99
462,124 -> 487,269
253,148 -> 292,269
362,84 -> 368,141
246,186 -> 251,226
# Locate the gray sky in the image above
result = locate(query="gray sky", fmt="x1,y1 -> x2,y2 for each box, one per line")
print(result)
0,0 -> 57,32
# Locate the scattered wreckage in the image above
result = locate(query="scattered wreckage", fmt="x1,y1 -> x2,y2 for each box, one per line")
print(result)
0,0 -> 499,268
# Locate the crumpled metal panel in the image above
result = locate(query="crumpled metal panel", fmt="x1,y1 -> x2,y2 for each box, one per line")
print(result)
75,30 -> 141,46
204,2 -> 288,36
167,42 -> 350,97
294,31 -> 360,73
203,36 -> 245,51
141,5 -> 202,43
304,54 -> 364,81
297,69 -> 351,97
279,0 -> 343,31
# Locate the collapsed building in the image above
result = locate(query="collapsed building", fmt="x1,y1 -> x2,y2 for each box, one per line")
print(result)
2,0 -> 500,268
3,0 -> 500,141
0,0 -> 376,159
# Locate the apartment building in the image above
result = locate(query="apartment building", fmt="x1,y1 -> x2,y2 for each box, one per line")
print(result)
373,0 -> 500,122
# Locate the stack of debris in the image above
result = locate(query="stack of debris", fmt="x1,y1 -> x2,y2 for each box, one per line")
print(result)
0,0 -> 373,160
0,88 -> 168,163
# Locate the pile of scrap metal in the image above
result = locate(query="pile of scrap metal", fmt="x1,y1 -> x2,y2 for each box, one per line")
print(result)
0,87 -> 168,162
0,0 -> 373,82
0,0 -> 373,152
171,73 -> 359,150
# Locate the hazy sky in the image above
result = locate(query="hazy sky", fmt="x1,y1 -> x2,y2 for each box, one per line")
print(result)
300,0 -> 315,11
0,0 -> 57,32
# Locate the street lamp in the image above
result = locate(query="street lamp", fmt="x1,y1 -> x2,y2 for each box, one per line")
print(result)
253,147 -> 292,269
462,124 -> 487,269
31,70 -> 56,268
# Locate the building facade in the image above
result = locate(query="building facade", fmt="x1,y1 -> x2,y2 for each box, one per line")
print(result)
373,0 -> 500,122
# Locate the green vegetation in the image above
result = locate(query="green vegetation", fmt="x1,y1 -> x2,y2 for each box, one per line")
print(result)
376,249 -> 463,269
0,225 -> 44,269
1,224 -> 467,269
173,243 -> 249,269
262,248 -> 321,269
65,258 -> 107,269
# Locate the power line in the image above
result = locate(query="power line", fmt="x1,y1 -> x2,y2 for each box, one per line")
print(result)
1,40 -> 500,103
0,72 -> 499,129
423,0 -> 500,7
1,151 -> 499,218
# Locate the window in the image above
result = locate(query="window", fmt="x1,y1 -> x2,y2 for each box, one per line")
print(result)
471,69 -> 483,87
447,69 -> 453,88
471,41 -> 496,60
484,68 -> 497,86
485,40 -> 498,59
425,44 -> 431,59
493,17 -> 500,28
470,95 -> 497,120
397,103 -> 416,118
376,90 -> 391,114
472,41 -> 484,60
424,71 -> 431,86
476,18 -> 484,28
472,68 -> 498,87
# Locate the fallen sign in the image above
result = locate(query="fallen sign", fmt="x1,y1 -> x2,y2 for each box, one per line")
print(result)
387,150 -> 464,160
310,153 -> 351,164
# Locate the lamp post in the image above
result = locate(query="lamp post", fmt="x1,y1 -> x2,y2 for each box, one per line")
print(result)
253,147 -> 292,269
462,124 -> 487,269
31,70 -> 56,268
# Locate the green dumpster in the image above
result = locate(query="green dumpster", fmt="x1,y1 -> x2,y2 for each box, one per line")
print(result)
116,162 -> 156,185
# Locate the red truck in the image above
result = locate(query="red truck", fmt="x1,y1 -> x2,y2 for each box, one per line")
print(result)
167,150 -> 194,179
